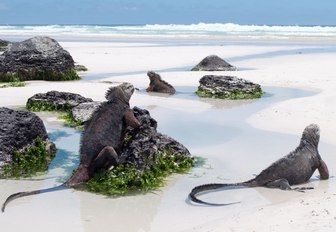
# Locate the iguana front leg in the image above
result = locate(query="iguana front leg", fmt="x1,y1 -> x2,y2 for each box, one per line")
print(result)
318,159 -> 329,180
124,110 -> 140,128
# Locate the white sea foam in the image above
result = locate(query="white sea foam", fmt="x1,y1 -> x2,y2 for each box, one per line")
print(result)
1,23 -> 336,39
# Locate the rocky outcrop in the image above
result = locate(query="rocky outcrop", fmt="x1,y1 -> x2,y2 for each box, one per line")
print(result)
71,101 -> 101,123
191,55 -> 237,71
146,71 -> 176,94
0,36 -> 80,81
120,107 -> 192,171
26,91 -> 93,112
196,75 -> 263,99
0,107 -> 56,176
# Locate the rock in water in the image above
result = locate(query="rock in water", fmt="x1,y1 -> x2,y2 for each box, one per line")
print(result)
0,107 -> 56,177
146,71 -> 176,94
196,75 -> 263,99
0,36 -> 80,81
26,91 -> 93,112
120,107 -> 192,171
191,55 -> 237,71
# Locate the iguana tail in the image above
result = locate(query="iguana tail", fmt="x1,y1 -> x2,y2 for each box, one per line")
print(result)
2,185 -> 66,213
189,182 -> 252,206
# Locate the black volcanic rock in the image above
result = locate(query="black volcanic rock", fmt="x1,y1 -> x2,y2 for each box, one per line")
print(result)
26,91 -> 93,112
191,55 -> 237,71
196,75 -> 263,99
120,107 -> 192,171
0,107 -> 55,173
0,36 -> 79,81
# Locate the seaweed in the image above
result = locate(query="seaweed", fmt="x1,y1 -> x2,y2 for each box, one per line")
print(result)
0,81 -> 26,88
0,137 -> 56,178
58,113 -> 84,129
26,100 -> 74,112
83,150 -> 194,196
195,88 -> 263,100
0,68 -> 80,82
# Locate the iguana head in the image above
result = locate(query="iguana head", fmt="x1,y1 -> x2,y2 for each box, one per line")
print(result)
301,123 -> 320,148
105,83 -> 135,103
147,71 -> 161,82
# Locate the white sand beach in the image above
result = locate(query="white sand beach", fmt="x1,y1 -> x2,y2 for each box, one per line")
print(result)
1,37 -> 336,232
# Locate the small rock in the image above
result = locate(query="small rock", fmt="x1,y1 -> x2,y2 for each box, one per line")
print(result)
0,107 -> 55,171
191,55 -> 237,71
196,75 -> 263,99
26,91 -> 93,111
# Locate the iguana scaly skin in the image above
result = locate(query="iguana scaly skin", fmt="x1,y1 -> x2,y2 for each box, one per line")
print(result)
2,85 -> 140,212
189,124 -> 329,206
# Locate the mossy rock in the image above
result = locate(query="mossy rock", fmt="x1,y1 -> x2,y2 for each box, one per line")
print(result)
196,75 -> 263,100
83,150 -> 194,196
0,137 -> 56,178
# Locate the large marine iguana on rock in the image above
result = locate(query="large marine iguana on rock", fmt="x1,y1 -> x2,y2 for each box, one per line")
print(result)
2,84 -> 140,212
189,124 -> 329,206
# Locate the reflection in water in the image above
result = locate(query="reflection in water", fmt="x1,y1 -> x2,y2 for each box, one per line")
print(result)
44,123 -> 81,184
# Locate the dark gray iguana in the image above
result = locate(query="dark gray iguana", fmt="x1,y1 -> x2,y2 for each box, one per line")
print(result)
189,124 -> 329,206
2,84 -> 140,212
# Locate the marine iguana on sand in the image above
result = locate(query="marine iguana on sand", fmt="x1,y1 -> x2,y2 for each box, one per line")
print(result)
189,124 -> 329,206
2,84 -> 140,212
146,71 -> 176,94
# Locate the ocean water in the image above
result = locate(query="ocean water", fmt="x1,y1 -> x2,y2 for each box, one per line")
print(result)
1,23 -> 336,40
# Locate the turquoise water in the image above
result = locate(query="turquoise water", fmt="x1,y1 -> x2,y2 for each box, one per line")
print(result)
43,86 -> 336,183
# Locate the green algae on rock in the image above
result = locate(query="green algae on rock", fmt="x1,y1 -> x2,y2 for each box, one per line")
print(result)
0,137 -> 56,178
0,107 -> 56,178
83,150 -> 194,196
196,75 -> 263,100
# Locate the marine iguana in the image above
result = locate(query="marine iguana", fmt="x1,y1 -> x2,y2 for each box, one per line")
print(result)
146,71 -> 176,94
189,124 -> 329,206
2,84 -> 140,212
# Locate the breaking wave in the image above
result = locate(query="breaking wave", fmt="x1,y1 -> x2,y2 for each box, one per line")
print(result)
1,23 -> 336,39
